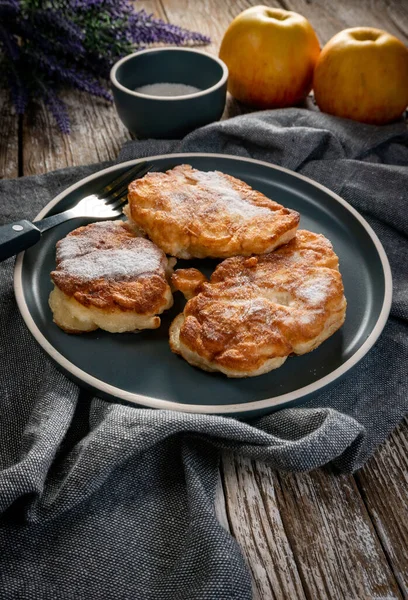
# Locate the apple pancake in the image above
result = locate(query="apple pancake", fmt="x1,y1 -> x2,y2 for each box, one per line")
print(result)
49,221 -> 174,334
125,164 -> 300,259
169,230 -> 346,377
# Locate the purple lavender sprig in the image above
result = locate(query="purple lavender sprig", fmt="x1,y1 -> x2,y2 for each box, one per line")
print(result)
0,0 -> 19,16
44,88 -> 71,134
15,17 -> 86,57
128,10 -> 211,47
0,0 -> 210,133
0,23 -> 29,113
0,24 -> 20,61
33,8 -> 85,42
28,48 -> 112,100
7,67 -> 28,114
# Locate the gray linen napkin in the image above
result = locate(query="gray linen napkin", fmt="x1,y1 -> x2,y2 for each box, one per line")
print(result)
0,109 -> 407,599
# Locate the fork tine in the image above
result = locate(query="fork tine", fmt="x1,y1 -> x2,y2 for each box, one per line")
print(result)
96,162 -> 152,200
108,191 -> 129,211
97,162 -> 149,195
103,163 -> 153,205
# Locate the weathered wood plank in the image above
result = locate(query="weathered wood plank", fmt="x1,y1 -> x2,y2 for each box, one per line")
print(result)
275,468 -> 402,599
21,0 -> 166,177
221,450 -> 403,600
22,91 -> 130,177
141,0 -> 167,20
0,89 -> 19,180
356,417 -> 408,598
222,453 -> 307,600
159,0 -> 236,54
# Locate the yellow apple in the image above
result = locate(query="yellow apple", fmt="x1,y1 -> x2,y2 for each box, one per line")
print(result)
219,6 -> 320,108
313,28 -> 408,124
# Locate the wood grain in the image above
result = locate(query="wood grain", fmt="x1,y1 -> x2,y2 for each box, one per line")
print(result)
222,453 -> 306,600
276,468 -> 403,599
159,0 -> 237,54
215,468 -> 231,533
221,451 -> 403,600
22,91 -> 130,177
0,89 -> 19,179
356,417 -> 408,597
139,0 -> 167,20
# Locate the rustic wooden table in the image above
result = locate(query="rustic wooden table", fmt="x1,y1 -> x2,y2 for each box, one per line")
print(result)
1,2 -> 407,598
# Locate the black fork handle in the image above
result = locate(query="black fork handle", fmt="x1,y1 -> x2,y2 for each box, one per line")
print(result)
0,220 -> 41,262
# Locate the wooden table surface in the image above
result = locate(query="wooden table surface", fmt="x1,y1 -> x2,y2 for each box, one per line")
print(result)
1,1 -> 408,598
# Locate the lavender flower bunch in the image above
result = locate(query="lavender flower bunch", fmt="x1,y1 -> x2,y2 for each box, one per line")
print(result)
0,0 -> 210,133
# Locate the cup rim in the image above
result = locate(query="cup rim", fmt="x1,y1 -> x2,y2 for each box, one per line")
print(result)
110,47 -> 228,101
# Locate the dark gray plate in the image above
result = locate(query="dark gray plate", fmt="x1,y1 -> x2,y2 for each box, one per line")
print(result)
14,154 -> 392,418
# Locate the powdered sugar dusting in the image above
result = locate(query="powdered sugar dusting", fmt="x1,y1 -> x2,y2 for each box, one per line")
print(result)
59,248 -> 162,281
57,221 -> 127,263
298,312 -> 315,324
56,222 -> 163,281
57,235 -> 94,262
178,170 -> 272,219
297,274 -> 332,305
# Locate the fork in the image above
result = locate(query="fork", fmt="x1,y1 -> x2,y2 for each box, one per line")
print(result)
0,162 -> 152,262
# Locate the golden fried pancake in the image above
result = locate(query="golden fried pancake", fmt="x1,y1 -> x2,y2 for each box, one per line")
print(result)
169,230 -> 346,378
49,221 -> 174,334
126,164 -> 300,259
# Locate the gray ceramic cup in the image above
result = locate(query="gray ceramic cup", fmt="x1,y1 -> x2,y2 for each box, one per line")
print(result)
110,48 -> 228,139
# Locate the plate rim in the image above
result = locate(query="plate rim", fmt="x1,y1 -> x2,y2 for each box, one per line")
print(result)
14,153 -> 393,414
